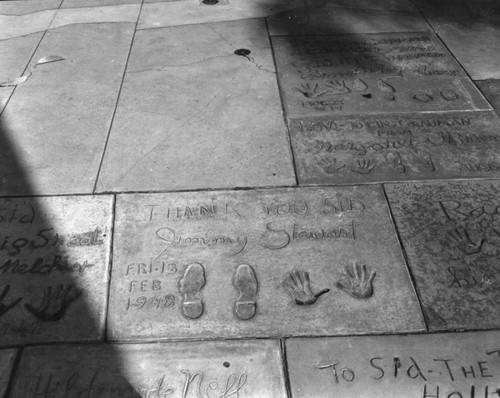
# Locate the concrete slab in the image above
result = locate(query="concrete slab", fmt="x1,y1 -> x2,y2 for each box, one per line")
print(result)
50,4 -> 140,29
412,0 -> 500,80
10,340 -> 287,397
286,331 -> 500,398
0,10 -> 56,40
1,22 -> 135,196
304,0 -> 418,12
272,32 -> 491,118
61,0 -> 140,8
108,186 -> 424,341
267,7 -> 429,36
0,0 -> 61,15
0,32 -> 43,113
386,181 -> 500,331
0,195 -> 113,346
96,19 -> 295,193
137,0 -> 305,29
0,349 -> 17,398
477,80 -> 500,114
289,111 -> 500,185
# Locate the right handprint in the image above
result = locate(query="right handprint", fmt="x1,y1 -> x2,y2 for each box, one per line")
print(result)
336,262 -> 376,299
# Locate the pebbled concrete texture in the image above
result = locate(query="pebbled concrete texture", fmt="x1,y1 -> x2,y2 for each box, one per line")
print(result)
1,0 -> 500,395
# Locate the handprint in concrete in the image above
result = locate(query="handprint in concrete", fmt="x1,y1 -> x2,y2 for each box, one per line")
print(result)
282,269 -> 329,306
25,284 -> 82,322
446,226 -> 484,255
336,262 -> 376,299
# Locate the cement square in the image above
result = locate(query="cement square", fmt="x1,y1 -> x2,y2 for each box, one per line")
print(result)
137,0 -> 305,29
477,80 -> 500,114
10,340 -> 287,397
286,331 -> 500,398
289,111 -> 500,185
304,0 -> 418,12
271,32 -> 491,118
0,32 -> 43,113
0,349 -> 17,398
0,195 -> 113,346
0,9 -> 56,40
267,7 -> 428,36
61,0 -> 140,8
412,0 -> 500,80
96,19 -> 295,193
50,4 -> 141,29
386,181 -> 500,331
2,22 -> 135,195
0,0 -> 61,15
108,186 -> 424,341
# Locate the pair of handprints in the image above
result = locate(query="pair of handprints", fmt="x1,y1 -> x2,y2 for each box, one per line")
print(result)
282,262 -> 376,306
0,284 -> 81,321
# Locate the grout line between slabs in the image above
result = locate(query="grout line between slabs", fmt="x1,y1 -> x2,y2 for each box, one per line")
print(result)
102,193 -> 117,343
381,183 -> 429,332
0,0 -> 62,119
265,17 -> 300,187
92,0 -> 145,194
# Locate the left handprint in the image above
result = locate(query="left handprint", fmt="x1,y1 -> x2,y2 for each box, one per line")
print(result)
25,284 -> 82,322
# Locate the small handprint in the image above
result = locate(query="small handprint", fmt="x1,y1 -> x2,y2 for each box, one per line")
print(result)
0,285 -> 23,317
293,83 -> 329,98
282,269 -> 329,306
325,80 -> 351,95
390,151 -> 406,173
446,227 -> 484,255
352,159 -> 376,174
336,262 -> 376,299
320,158 -> 346,174
25,284 -> 82,322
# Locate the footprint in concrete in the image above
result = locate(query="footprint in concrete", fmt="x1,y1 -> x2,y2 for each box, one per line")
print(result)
233,264 -> 258,321
179,263 -> 206,319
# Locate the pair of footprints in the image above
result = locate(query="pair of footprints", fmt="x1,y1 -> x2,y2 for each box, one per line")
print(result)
179,263 -> 257,321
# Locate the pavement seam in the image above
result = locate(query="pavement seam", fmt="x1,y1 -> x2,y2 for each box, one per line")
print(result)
381,183 -> 429,332
0,0 -> 62,119
92,0 -> 145,194
266,17 -> 300,187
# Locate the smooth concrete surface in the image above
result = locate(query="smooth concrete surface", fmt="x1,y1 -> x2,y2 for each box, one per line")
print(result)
96,19 -> 295,192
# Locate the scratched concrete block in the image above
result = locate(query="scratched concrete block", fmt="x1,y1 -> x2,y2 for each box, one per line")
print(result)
10,340 -> 287,397
108,186 -> 424,341
0,195 -> 113,346
286,331 -> 500,398
95,19 -> 295,193
386,181 -> 500,331
289,111 -> 500,185
271,32 -> 491,118
0,349 -> 17,398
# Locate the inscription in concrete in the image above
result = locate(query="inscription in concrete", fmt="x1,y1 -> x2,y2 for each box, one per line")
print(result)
108,187 -> 424,341
272,32 -> 490,117
10,340 -> 286,397
286,331 -> 500,398
0,349 -> 17,397
386,181 -> 500,331
0,195 -> 113,346
289,111 -> 500,184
